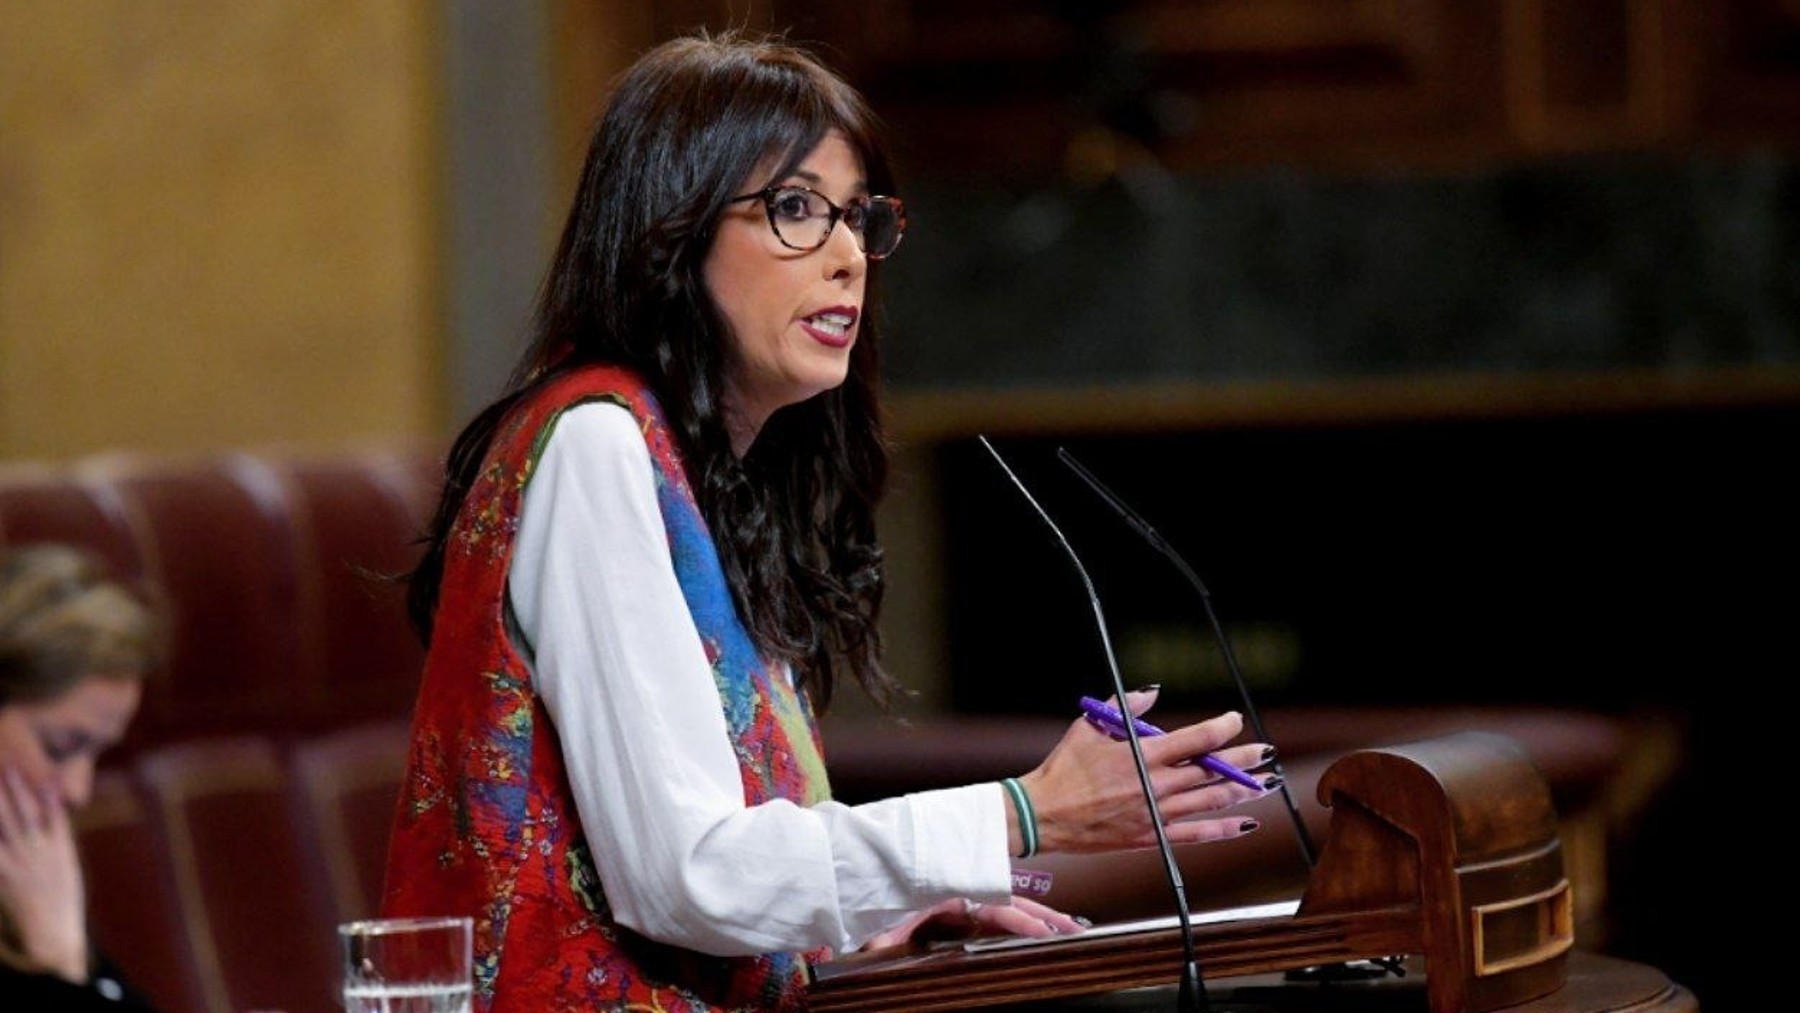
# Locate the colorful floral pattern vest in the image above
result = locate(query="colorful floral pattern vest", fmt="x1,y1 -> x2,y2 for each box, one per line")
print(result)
382,365 -> 833,1012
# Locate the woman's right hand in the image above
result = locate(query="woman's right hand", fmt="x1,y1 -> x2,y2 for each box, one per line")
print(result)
0,709 -> 55,785
0,764 -> 89,983
1013,688 -> 1274,855
858,894 -> 1086,951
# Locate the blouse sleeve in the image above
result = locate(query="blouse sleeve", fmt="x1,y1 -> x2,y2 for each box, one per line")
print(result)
507,402 -> 1013,957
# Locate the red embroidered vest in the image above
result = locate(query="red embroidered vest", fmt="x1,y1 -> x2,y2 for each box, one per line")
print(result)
382,365 -> 832,1012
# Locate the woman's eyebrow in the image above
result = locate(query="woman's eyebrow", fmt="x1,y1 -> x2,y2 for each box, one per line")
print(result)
783,168 -> 871,193
48,723 -> 108,748
779,168 -> 826,188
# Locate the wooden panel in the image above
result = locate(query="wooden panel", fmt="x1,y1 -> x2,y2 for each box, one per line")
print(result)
1503,0 -> 1673,152
1685,0 -> 1800,140
548,0 -> 660,199
816,0 -> 1511,176
563,1 -> 1800,175
0,2 -> 440,459
884,365 -> 1800,443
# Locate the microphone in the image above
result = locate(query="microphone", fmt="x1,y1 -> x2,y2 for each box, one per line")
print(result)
1054,447 -> 1319,869
1054,447 -> 1408,985
976,436 -> 1209,1013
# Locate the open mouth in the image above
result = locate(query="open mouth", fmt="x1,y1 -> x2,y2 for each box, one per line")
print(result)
803,309 -> 857,345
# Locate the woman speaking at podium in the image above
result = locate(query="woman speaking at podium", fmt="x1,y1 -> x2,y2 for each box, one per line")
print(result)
382,29 -> 1275,1013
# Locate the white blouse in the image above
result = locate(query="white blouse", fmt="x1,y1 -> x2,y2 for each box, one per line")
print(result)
507,401 -> 1012,957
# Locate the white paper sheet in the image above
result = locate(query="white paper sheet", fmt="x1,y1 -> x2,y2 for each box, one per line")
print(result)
960,898 -> 1302,954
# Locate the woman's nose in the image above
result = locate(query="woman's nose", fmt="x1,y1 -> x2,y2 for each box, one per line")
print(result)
822,217 -> 866,281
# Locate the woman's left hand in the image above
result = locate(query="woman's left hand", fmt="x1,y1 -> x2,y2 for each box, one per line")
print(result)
0,765 -> 88,982
859,894 -> 1086,951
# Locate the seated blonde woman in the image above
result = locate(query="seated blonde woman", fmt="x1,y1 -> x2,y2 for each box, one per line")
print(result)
0,543 -> 165,1011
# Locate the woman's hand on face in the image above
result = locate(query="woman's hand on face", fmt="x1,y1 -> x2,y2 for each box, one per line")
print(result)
0,710 -> 55,786
858,895 -> 1087,952
0,765 -> 89,983
1021,688 -> 1275,855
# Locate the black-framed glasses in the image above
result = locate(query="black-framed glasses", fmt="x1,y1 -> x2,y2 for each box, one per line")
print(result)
727,185 -> 907,260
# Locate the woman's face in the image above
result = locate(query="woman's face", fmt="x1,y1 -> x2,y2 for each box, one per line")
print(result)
705,129 -> 869,454
0,676 -> 140,810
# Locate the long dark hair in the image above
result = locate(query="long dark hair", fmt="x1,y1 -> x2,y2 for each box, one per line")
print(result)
408,31 -> 899,713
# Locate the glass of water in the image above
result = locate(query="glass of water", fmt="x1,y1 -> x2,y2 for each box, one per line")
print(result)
339,915 -> 473,1013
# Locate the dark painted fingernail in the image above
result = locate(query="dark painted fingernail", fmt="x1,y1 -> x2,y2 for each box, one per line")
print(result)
1135,683 -> 1161,693
1261,775 -> 1283,791
1074,915 -> 1093,928
1239,819 -> 1261,833
1261,746 -> 1277,762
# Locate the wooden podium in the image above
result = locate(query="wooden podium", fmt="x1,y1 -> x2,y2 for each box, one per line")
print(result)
807,731 -> 1680,1013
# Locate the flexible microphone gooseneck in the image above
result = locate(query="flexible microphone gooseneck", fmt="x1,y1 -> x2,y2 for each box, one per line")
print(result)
977,436 -> 1208,1013
1054,447 -> 1319,870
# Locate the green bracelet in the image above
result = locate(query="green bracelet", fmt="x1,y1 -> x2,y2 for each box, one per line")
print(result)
1000,777 -> 1039,858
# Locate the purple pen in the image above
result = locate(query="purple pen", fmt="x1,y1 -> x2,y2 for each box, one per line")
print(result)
1078,696 -> 1266,791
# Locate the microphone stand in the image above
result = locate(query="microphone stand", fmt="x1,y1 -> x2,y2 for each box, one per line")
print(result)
1056,448 -> 1318,869
1055,448 -> 1406,984
978,437 -> 1209,1013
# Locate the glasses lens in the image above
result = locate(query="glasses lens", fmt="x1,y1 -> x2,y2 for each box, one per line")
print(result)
856,197 -> 906,259
761,188 -> 905,258
767,187 -> 832,251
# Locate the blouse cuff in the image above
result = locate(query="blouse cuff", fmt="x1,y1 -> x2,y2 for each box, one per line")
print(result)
906,783 -> 1014,902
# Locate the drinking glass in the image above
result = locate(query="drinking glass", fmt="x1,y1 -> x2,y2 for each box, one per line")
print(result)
339,915 -> 473,1013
